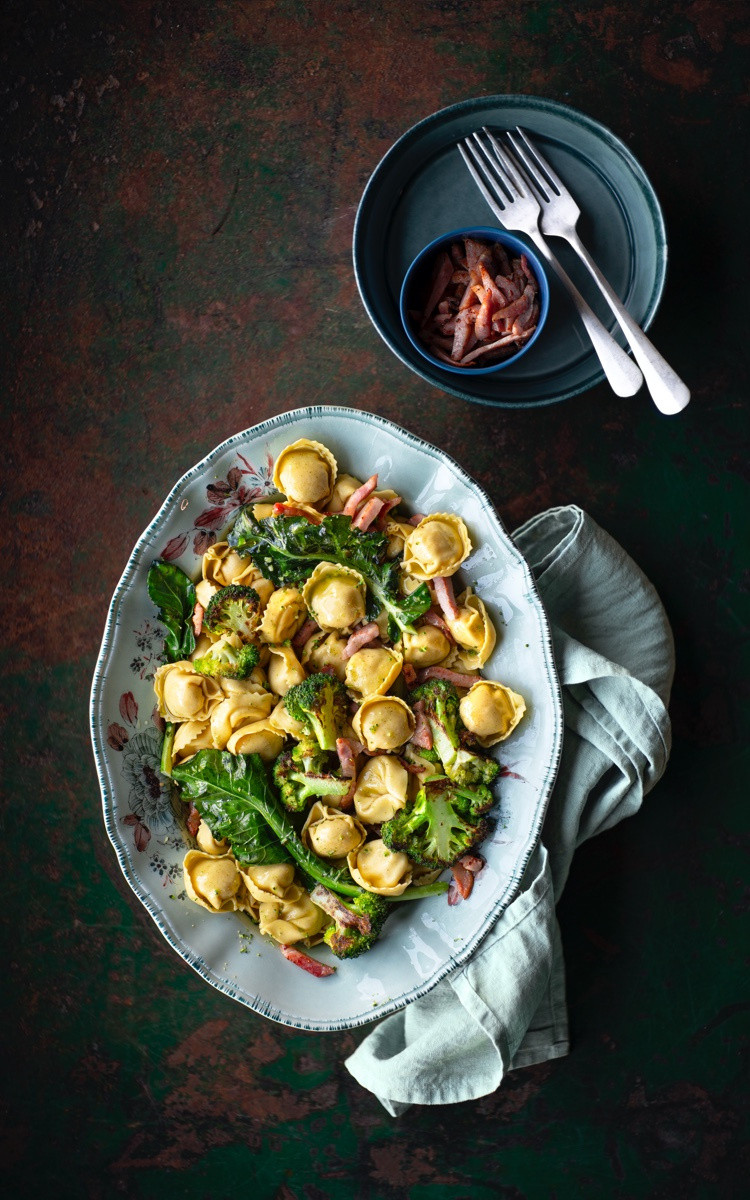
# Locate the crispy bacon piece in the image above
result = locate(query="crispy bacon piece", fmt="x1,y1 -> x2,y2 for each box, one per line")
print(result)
450,862 -> 474,900
461,328 -> 533,365
280,945 -> 336,977
373,495 -> 403,529
409,700 -> 433,750
352,496 -> 384,531
335,737 -> 359,778
447,878 -> 462,906
417,666 -> 478,689
292,617 -> 319,652
343,474 -> 378,517
396,754 -> 426,776
343,622 -> 380,659
402,662 -> 418,688
421,608 -> 455,640
433,575 -> 460,622
186,802 -> 201,838
458,853 -> 484,874
420,251 -> 455,328
272,502 -> 322,523
192,602 -> 204,638
408,513 -> 426,527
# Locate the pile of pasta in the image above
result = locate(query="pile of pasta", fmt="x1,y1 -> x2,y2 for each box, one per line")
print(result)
153,438 -> 526,951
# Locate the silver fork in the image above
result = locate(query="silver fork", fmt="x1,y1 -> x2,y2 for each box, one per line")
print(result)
507,128 -> 690,415
459,130 -> 643,399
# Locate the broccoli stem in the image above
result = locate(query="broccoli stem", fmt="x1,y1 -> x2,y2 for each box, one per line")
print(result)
387,881 -> 450,902
160,722 -> 175,777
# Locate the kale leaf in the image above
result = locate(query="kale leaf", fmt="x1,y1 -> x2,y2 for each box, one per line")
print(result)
173,750 -> 361,894
147,560 -> 196,662
228,512 -> 431,636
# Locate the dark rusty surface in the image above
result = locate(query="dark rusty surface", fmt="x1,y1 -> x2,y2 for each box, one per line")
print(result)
2,2 -> 748,1196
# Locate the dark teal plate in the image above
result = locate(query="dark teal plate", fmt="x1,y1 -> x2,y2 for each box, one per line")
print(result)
353,95 -> 667,408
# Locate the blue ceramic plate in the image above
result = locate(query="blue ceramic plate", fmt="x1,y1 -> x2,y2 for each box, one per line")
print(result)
90,408 -> 563,1030
354,95 -> 667,408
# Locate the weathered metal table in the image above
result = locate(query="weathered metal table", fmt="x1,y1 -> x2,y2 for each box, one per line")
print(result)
3,1 -> 748,1195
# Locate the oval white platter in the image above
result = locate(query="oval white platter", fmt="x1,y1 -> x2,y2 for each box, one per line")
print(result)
90,406 -> 563,1030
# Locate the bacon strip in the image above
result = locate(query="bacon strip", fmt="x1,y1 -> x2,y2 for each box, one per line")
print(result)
343,474 -> 378,517
192,603 -> 204,638
417,666 -> 478,689
292,617 -> 319,652
402,662 -> 417,688
447,878 -> 462,906
450,862 -> 474,900
433,575 -> 460,622
396,754 -> 426,776
343,622 -> 380,659
458,853 -> 484,874
335,737 -> 358,778
420,251 -> 455,327
373,495 -> 403,530
280,945 -> 336,977
352,496 -> 384,531
421,608 -> 455,640
186,802 -> 201,838
409,700 -> 433,750
408,513 -> 426,527
310,884 -> 371,933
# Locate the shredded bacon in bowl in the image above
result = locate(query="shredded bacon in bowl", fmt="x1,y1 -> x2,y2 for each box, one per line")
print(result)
407,235 -> 542,369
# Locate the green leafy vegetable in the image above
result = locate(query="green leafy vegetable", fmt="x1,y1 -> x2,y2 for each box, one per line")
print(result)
147,560 -> 196,662
228,512 -> 431,636
173,750 -> 362,894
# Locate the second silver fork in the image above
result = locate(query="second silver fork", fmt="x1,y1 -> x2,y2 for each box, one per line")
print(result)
460,130 -> 644,399
507,128 -> 689,415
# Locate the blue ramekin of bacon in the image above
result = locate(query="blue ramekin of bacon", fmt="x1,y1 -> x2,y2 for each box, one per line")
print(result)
400,227 -> 549,375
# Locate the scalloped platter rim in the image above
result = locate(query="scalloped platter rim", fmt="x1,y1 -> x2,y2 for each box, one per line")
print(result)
90,406 -> 563,1031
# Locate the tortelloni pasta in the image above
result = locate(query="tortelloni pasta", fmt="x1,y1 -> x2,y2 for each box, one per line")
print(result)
258,587 -> 307,643
402,513 -> 472,580
155,434 -> 531,966
352,695 -> 415,752
266,644 -> 307,695
226,720 -> 284,760
301,630 -> 348,681
459,680 -> 527,746
154,662 -> 221,723
347,840 -> 412,896
446,588 -> 497,670
183,851 -> 243,912
272,438 -> 337,507
353,755 -> 409,824
257,885 -> 328,945
302,563 -> 367,632
301,802 -> 366,859
401,625 -> 451,667
345,646 -> 402,696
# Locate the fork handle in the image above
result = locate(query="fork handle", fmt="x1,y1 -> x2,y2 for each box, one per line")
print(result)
527,231 -> 644,398
563,230 -> 690,415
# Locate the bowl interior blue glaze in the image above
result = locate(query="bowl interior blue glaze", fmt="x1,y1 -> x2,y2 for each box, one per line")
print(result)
399,226 -> 550,376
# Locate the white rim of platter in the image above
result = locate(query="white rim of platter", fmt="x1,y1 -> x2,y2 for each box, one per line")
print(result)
90,406 -> 564,1031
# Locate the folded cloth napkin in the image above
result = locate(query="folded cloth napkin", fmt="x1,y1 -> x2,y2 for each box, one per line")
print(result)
345,506 -> 674,1115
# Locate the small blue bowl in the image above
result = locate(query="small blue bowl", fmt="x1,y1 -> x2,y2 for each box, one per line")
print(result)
399,227 -> 550,376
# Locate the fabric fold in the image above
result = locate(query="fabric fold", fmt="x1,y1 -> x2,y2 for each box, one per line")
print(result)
345,506 -> 674,1113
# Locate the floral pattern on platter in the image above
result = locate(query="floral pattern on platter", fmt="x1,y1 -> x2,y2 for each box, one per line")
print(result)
107,691 -> 177,853
159,451 -> 274,561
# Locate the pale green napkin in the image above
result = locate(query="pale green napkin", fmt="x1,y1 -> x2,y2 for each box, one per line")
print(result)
345,506 -> 674,1115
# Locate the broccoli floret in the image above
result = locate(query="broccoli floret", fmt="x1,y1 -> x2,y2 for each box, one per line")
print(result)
312,886 -> 390,959
272,746 -> 353,813
203,584 -> 261,641
381,776 -> 488,869
412,678 -> 499,786
193,635 -> 260,679
284,672 -> 348,752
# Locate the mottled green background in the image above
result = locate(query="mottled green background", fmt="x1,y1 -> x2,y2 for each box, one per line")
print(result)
2,1 -> 748,1197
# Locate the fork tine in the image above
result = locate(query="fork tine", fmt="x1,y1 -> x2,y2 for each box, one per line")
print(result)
509,127 -> 563,197
478,127 -> 532,199
458,139 -> 509,213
